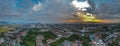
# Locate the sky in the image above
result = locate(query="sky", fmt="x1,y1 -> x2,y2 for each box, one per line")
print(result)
0,0 -> 120,23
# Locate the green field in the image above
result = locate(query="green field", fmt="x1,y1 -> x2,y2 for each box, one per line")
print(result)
22,31 -> 56,46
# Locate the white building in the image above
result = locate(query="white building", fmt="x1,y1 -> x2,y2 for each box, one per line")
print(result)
61,40 -> 72,46
93,39 -> 106,46
36,35 -> 45,46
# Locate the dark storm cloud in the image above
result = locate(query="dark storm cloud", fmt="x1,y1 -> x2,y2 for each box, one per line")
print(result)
94,0 -> 120,19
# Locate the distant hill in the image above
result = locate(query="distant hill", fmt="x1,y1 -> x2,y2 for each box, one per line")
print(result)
0,21 -> 8,24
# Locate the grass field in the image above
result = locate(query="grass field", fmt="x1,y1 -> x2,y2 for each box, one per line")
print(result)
0,27 -> 14,32
23,31 -> 56,46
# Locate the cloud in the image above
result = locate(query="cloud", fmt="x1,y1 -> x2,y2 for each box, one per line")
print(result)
72,0 -> 90,11
33,2 -> 43,11
0,0 -> 120,23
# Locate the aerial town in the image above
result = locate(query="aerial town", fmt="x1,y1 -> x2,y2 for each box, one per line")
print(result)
0,23 -> 120,46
